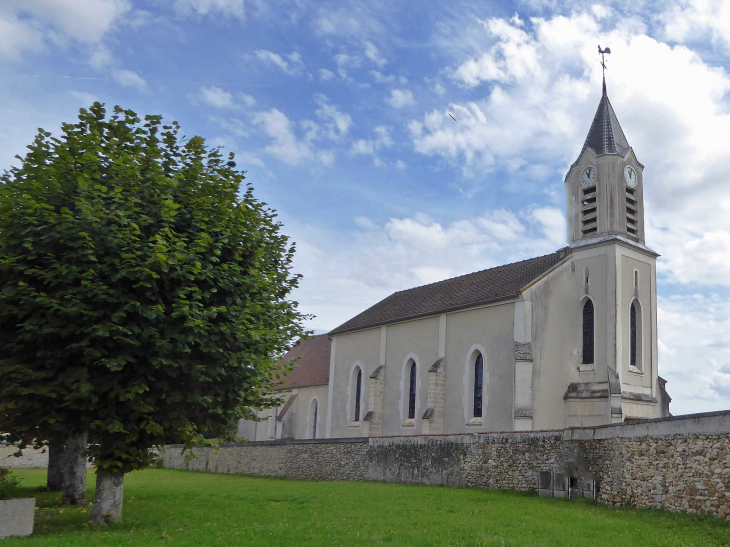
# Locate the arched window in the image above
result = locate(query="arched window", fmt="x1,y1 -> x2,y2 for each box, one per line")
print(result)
582,299 -> 595,365
408,361 -> 417,420
354,368 -> 362,422
310,399 -> 318,439
630,300 -> 642,371
473,353 -> 483,418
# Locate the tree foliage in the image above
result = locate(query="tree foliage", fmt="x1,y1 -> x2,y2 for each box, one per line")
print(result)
0,103 -> 307,474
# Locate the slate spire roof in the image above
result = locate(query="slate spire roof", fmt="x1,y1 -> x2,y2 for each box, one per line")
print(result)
329,249 -> 569,335
581,78 -> 630,157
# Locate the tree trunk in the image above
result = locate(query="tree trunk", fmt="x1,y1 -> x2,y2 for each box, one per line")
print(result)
90,468 -> 124,525
61,432 -> 87,506
47,439 -> 65,491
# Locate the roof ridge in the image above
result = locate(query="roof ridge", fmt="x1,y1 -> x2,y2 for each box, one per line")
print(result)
391,249 -> 568,296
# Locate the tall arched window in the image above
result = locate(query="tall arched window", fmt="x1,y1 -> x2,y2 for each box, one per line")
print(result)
310,399 -> 318,439
582,299 -> 595,365
630,300 -> 642,371
473,353 -> 484,418
408,361 -> 417,420
354,368 -> 362,422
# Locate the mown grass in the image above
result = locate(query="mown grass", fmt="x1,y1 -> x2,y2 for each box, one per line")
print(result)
3,468 -> 730,546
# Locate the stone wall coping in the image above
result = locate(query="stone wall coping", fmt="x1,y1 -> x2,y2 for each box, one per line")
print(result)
370,429 -> 564,445
564,409 -> 730,440
163,437 -> 369,449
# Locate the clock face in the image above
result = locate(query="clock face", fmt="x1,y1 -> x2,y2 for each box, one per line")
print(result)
581,166 -> 597,188
624,166 -> 638,188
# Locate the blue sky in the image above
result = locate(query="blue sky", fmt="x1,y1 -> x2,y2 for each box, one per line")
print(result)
2,0 -> 730,415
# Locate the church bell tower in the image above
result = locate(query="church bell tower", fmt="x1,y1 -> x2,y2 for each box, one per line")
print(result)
559,47 -> 667,426
564,78 -> 645,245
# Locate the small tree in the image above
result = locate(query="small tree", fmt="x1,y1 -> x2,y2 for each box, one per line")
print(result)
0,104 -> 307,524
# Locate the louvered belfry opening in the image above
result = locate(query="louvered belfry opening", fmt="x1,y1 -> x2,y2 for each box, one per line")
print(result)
581,185 -> 598,236
626,186 -> 638,236
582,299 -> 595,365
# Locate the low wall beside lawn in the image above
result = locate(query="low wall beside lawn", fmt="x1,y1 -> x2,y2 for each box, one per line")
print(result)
0,445 -> 49,469
160,437 -> 369,482
160,411 -> 730,520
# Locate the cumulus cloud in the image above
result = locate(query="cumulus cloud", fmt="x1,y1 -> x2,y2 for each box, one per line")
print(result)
386,88 -> 415,108
255,49 -> 305,76
364,41 -> 386,67
289,206 -> 565,332
314,94 -> 352,139
319,68 -> 335,81
253,103 -> 347,166
199,86 -> 234,108
0,0 -> 131,60
112,68 -> 146,89
351,126 -> 392,155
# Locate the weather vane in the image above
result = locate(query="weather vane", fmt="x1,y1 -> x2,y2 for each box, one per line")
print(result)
598,45 -> 611,82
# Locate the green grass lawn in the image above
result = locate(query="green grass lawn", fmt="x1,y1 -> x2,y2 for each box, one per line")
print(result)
3,468 -> 730,546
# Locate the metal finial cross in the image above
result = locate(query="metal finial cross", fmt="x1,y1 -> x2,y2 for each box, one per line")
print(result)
598,45 -> 611,83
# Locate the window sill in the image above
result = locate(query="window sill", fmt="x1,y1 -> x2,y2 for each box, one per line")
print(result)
578,364 -> 596,373
402,419 -> 415,427
349,421 -> 361,428
466,417 -> 483,427
628,365 -> 643,375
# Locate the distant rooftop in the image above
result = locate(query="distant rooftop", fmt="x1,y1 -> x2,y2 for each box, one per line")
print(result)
275,334 -> 330,390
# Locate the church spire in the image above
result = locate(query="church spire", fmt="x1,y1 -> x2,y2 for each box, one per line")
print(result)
581,49 -> 630,158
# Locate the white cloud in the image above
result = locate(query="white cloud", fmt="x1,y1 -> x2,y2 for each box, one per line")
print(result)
0,0 -> 131,59
386,89 -> 415,108
364,41 -> 386,67
240,93 -> 256,107
311,6 -> 384,39
255,49 -> 305,76
333,53 -> 362,69
253,109 -> 313,165
319,68 -> 335,81
253,108 -> 338,167
112,68 -> 146,89
174,0 -> 245,19
371,70 -> 395,83
351,126 -> 392,155
290,206 -> 564,332
0,13 -> 44,60
199,86 -> 234,108
433,82 -> 446,95
314,94 -> 352,139
657,0 -> 730,51
396,159 -> 407,169
68,91 -> 99,105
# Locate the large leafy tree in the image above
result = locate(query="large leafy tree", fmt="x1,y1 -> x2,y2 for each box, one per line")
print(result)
0,104 -> 307,524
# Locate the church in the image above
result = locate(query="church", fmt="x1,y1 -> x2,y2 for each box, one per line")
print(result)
238,75 -> 671,442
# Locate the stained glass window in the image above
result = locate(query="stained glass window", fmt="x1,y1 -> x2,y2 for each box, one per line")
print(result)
408,362 -> 417,420
354,368 -> 362,422
473,353 -> 484,418
582,299 -> 594,364
630,301 -> 637,368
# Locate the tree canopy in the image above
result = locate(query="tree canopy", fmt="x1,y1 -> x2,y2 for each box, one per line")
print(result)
0,104 -> 307,482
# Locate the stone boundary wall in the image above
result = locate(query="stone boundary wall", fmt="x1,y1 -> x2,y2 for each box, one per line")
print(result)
0,445 -> 49,469
160,437 -> 369,482
160,411 -> 730,519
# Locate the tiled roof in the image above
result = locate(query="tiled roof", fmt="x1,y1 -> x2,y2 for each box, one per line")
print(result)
582,80 -> 630,157
330,249 -> 569,335
275,334 -> 330,390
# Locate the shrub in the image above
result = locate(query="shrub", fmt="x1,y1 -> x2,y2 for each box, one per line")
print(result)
0,468 -> 22,499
